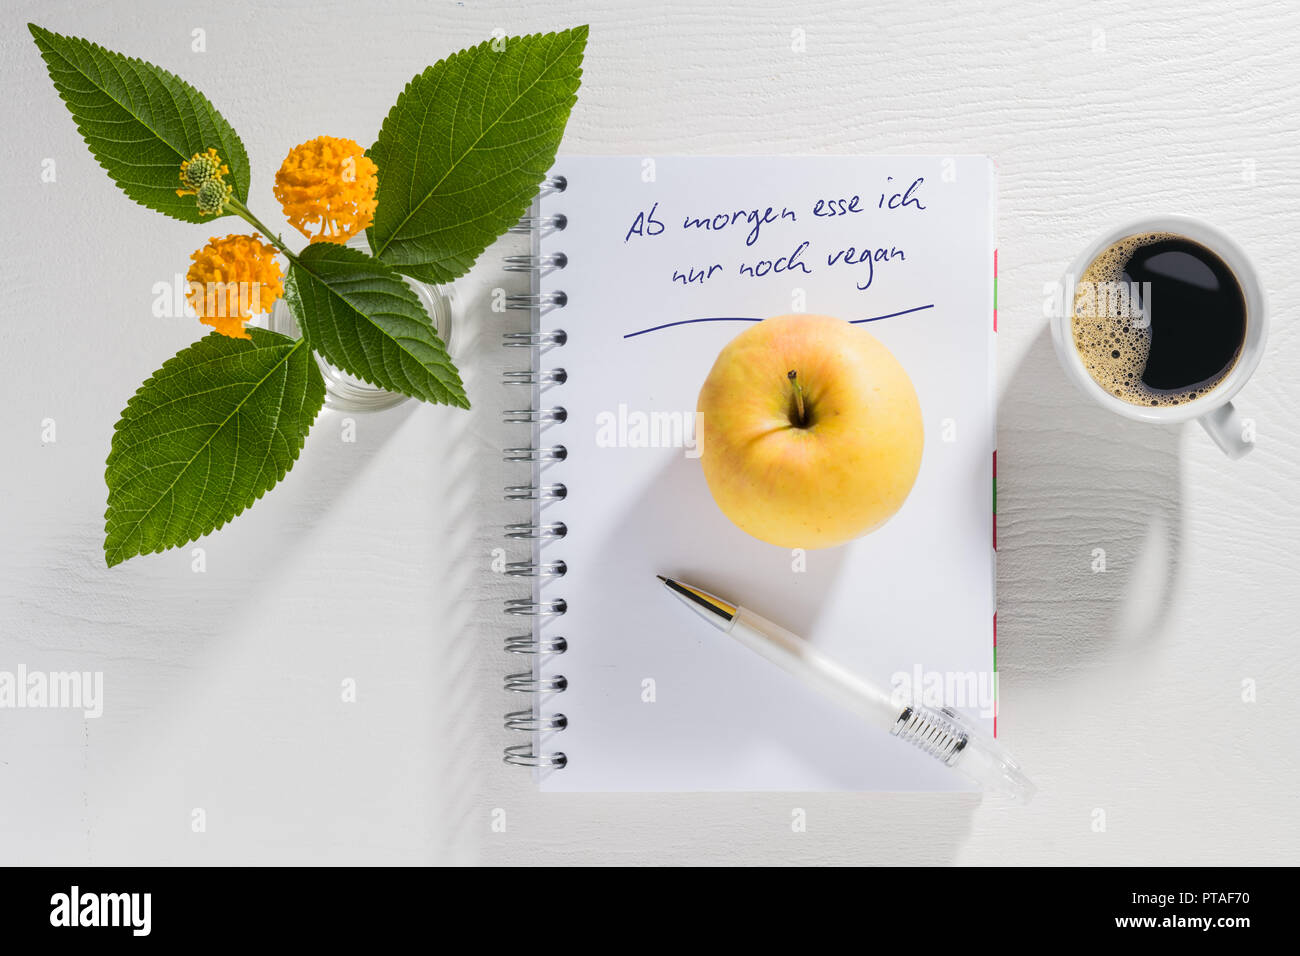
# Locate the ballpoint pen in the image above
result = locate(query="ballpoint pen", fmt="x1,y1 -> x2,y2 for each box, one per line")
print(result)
657,574 -> 1036,801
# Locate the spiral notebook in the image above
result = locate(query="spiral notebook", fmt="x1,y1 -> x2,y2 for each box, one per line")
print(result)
502,156 -> 997,791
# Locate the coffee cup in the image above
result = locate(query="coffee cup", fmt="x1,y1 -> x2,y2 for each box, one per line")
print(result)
1049,215 -> 1267,458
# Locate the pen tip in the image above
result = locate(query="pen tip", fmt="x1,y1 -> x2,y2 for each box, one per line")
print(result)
656,574 -> 668,583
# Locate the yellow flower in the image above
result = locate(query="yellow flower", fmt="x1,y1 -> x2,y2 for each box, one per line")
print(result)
185,234 -> 284,339
274,136 -> 378,244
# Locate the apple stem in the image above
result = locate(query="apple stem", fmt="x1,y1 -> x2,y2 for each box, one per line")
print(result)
787,370 -> 808,427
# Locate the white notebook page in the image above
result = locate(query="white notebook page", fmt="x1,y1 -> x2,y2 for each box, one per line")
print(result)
532,156 -> 995,791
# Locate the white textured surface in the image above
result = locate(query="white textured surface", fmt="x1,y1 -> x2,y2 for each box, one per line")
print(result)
1,0 -> 1297,866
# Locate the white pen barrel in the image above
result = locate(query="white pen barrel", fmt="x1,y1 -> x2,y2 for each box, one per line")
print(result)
729,606 -> 901,733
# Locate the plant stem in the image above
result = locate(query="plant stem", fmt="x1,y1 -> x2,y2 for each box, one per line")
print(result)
788,370 -> 807,427
227,198 -> 299,264
225,198 -> 306,341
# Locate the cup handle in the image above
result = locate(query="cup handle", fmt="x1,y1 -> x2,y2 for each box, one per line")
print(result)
1198,401 -> 1254,459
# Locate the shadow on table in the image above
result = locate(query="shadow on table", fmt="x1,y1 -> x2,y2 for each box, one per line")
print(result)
45,393 -> 422,629
996,327 -> 1185,679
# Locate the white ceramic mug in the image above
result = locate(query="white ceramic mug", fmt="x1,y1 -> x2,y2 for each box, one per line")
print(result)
1049,215 -> 1267,459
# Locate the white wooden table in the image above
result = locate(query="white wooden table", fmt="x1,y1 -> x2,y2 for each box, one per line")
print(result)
2,0 -> 1297,865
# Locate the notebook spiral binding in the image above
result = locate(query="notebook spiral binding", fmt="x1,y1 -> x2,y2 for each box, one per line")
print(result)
502,175 -> 570,771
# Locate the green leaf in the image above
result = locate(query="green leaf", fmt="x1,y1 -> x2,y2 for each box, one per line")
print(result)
367,25 -> 587,282
285,244 -> 468,408
104,329 -> 325,567
28,23 -> 249,223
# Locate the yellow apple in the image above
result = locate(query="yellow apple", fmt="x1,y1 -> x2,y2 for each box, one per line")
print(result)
697,314 -> 923,549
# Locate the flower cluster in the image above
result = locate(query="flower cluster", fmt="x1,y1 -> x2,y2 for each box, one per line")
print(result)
185,234 -> 284,339
177,148 -> 232,216
175,137 -> 379,338
273,136 -> 379,244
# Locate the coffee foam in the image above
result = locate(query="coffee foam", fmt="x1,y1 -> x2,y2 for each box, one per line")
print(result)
1070,232 -> 1229,407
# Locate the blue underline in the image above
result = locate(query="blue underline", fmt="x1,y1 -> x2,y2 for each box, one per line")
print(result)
622,304 -> 935,339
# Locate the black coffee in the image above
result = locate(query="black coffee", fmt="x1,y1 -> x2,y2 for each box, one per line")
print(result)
1071,233 -> 1246,407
